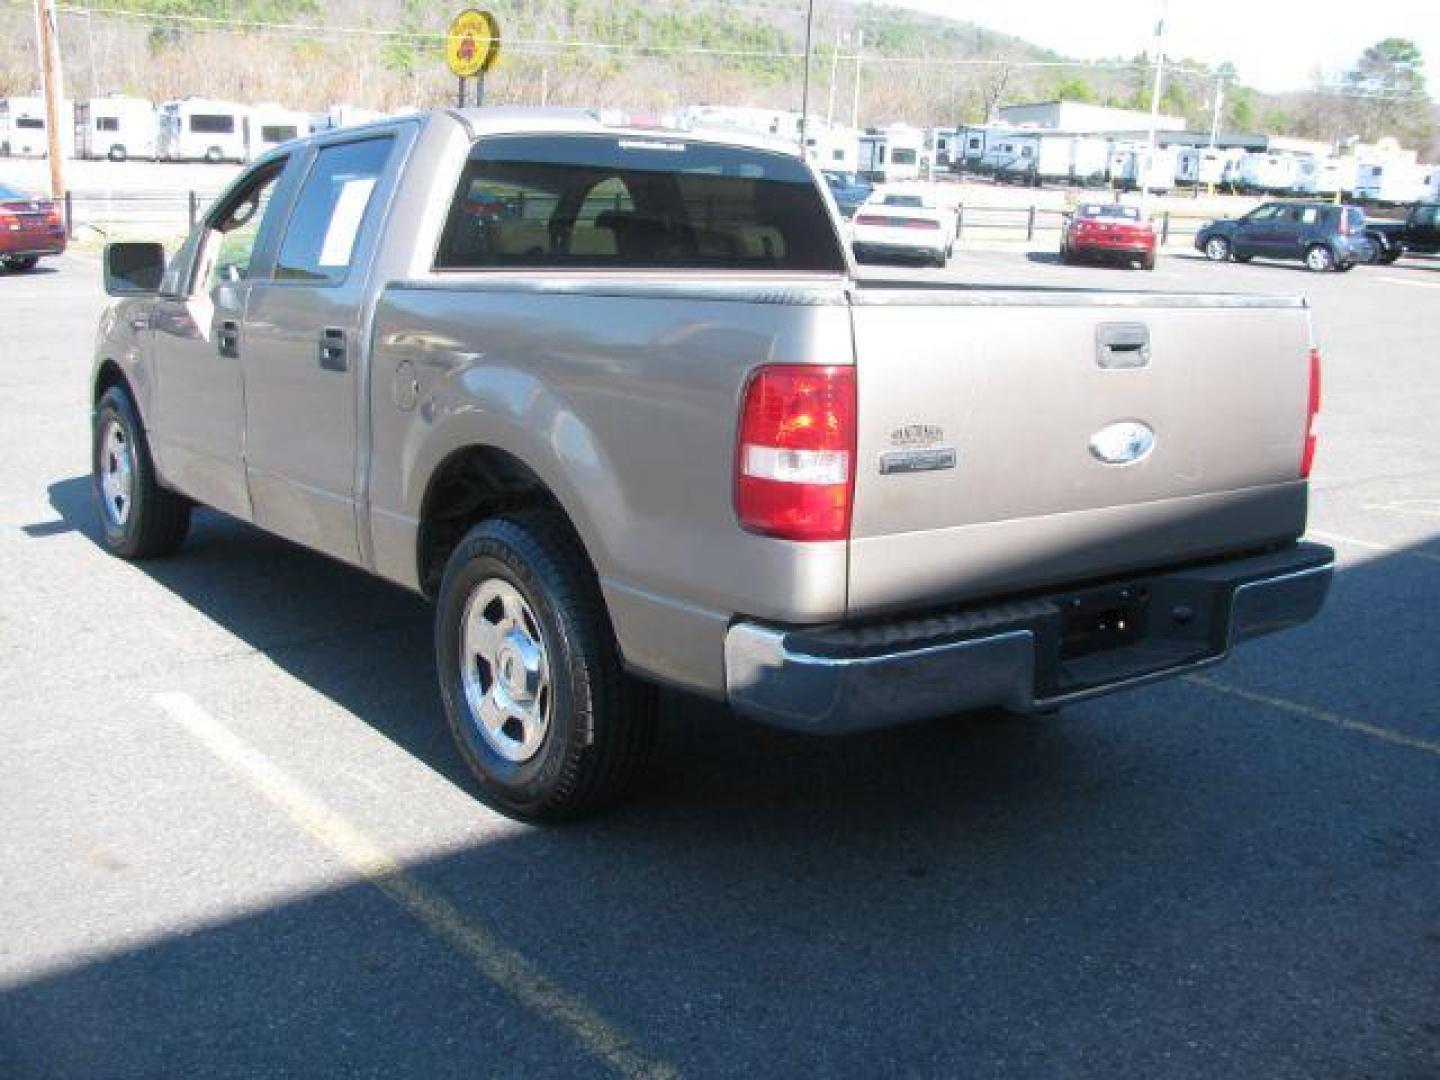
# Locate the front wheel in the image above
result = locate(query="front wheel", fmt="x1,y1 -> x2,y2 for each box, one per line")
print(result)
92,386 -> 191,558
435,509 -> 658,822
1305,244 -> 1337,272
1203,236 -> 1231,261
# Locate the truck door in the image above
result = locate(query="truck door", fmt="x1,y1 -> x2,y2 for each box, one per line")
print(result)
149,156 -> 295,519
239,131 -> 404,566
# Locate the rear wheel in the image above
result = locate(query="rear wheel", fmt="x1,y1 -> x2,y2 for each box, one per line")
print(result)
435,509 -> 658,822
1203,236 -> 1231,261
92,386 -> 191,558
1305,244 -> 1336,272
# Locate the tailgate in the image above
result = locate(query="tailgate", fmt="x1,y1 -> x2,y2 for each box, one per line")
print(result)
847,287 -> 1314,616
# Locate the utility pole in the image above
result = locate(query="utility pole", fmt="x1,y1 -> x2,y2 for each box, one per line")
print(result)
1208,71 -> 1224,148
1140,0 -> 1168,213
826,28 -> 846,126
34,0 -> 67,199
798,0 -> 816,154
850,29 -> 864,130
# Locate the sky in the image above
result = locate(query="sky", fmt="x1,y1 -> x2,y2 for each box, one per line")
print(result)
886,0 -> 1440,95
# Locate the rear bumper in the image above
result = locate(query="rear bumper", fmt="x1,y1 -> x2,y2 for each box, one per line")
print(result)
854,239 -> 946,260
725,542 -> 1333,734
0,236 -> 65,257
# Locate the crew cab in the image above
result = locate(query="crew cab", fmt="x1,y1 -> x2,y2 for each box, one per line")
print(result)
1196,201 -> 1374,272
91,108 -> 1333,821
1366,201 -> 1440,264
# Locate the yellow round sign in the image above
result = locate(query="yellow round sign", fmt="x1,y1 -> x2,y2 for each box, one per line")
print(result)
445,9 -> 500,79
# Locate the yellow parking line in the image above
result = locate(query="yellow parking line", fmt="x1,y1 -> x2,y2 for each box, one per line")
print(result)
151,692 -> 677,1080
1184,675 -> 1440,758
1307,529 -> 1440,564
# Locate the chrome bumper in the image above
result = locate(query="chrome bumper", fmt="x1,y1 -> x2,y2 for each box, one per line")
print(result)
725,543 -> 1334,734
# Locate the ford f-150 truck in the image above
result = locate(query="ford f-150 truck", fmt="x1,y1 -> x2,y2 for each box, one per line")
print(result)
92,108 -> 1333,821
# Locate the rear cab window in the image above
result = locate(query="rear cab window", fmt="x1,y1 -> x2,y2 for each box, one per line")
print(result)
434,134 -> 845,274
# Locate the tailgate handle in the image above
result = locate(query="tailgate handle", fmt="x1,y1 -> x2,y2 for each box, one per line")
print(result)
1096,323 -> 1150,369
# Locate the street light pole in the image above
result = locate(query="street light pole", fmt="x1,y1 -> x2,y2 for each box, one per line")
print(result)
1208,72 -> 1224,148
826,28 -> 845,126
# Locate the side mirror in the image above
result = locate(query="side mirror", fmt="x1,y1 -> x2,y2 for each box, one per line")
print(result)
104,242 -> 166,297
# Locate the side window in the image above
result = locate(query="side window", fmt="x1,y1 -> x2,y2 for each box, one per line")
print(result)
1299,207 -> 1320,225
202,159 -> 287,291
274,137 -> 394,285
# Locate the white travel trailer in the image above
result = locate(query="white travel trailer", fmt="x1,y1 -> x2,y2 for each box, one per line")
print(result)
1235,152 -> 1299,194
1292,156 -> 1358,197
803,123 -> 858,171
307,105 -> 388,135
856,124 -> 924,183
246,104 -> 307,160
75,96 -> 155,161
1012,135 -> 1111,185
1108,145 -> 1178,192
0,96 -> 73,158
929,127 -> 960,170
1177,147 -> 1231,187
982,133 -> 1038,178
157,98 -> 250,163
1355,161 -> 1434,204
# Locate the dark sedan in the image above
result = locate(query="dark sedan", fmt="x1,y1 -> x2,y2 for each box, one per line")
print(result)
1195,201 -> 1374,272
0,182 -> 66,271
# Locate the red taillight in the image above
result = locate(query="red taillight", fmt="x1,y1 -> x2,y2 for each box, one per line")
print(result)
900,218 -> 940,230
1301,347 -> 1321,478
854,214 -> 886,226
735,364 -> 856,542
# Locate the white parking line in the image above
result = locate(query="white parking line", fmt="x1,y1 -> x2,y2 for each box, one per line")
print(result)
151,692 -> 677,1080
1307,529 -> 1440,564
1378,276 -> 1440,290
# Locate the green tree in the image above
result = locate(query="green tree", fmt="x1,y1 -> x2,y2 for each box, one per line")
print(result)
1052,76 -> 1096,104
1342,37 -> 1433,145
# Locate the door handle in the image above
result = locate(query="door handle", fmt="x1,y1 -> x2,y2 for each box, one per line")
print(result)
129,315 -> 150,332
217,319 -> 240,358
318,328 -> 347,372
1095,323 -> 1150,369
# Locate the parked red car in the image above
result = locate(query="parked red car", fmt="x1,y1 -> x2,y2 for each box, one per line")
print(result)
1060,202 -> 1156,270
0,182 -> 66,271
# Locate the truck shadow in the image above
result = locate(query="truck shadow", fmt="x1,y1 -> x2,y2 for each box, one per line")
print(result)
19,475 -> 1440,1077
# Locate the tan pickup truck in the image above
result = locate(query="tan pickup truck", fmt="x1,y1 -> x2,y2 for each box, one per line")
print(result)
91,108 -> 1333,820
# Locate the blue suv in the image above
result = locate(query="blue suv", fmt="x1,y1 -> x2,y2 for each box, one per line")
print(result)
1195,201 -> 1376,272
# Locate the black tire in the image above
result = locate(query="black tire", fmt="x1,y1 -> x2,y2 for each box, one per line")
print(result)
1304,244 -> 1337,272
1380,248 -> 1404,265
1337,261 -> 1356,273
92,386 -> 191,559
435,509 -> 658,822
1141,250 -> 1157,271
3,255 -> 39,271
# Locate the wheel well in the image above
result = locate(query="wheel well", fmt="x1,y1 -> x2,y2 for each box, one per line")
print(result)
94,359 -> 132,408
417,446 -> 565,596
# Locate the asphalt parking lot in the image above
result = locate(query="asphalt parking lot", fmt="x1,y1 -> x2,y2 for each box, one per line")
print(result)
1,247 -> 1437,1079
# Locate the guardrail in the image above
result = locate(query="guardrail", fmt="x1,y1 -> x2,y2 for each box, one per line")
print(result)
948,204 -> 1210,245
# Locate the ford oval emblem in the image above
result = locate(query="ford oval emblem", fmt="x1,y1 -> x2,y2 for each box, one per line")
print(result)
1089,421 -> 1155,465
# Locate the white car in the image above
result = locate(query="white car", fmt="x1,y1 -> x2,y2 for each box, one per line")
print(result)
850,192 -> 954,267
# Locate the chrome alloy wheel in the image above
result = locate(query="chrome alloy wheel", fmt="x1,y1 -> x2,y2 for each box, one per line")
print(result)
460,578 -> 552,763
1204,237 -> 1230,261
99,418 -> 135,528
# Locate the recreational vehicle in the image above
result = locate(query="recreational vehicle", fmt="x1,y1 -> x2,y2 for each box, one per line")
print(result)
983,134 -> 1038,179
1235,153 -> 1299,194
0,96 -> 73,158
1177,147 -> 1230,187
1355,161 -> 1435,204
246,104 -> 307,159
1292,156 -> 1358,197
75,96 -> 155,161
157,98 -> 249,163
1108,145 -> 1178,192
857,124 -> 924,183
